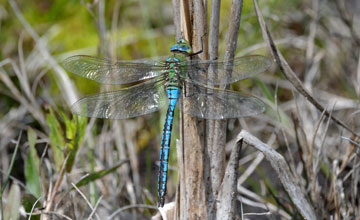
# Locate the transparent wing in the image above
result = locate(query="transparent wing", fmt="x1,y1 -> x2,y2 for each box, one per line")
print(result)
184,55 -> 272,85
179,81 -> 265,119
63,55 -> 167,84
71,77 -> 167,119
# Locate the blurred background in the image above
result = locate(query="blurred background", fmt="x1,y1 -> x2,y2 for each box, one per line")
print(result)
0,0 -> 359,219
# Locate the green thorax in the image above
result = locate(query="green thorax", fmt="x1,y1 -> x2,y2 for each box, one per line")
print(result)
165,38 -> 194,88
165,53 -> 188,88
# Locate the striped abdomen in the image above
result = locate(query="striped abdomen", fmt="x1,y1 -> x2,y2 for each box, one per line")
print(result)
157,86 -> 180,207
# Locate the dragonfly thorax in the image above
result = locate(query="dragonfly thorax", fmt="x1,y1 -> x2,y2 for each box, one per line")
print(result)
164,56 -> 186,88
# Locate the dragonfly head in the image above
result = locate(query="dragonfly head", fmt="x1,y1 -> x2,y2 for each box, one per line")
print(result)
170,38 -> 192,55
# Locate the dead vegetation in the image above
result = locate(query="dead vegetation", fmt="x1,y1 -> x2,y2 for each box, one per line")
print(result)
0,0 -> 359,219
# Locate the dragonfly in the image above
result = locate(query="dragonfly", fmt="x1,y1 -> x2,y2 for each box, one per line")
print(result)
62,38 -> 272,207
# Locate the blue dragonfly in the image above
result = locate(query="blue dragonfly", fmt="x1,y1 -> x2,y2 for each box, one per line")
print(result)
62,38 -> 271,207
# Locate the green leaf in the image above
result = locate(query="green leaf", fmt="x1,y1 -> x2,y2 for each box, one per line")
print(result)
63,113 -> 87,173
4,183 -> 20,220
23,194 -> 41,220
255,77 -> 274,103
74,160 -> 128,188
47,108 -> 65,171
25,128 -> 41,198
62,112 -> 75,142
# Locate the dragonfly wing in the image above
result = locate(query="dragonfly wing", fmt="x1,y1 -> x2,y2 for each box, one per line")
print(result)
179,82 -> 265,119
63,55 -> 167,84
185,55 -> 272,85
71,78 -> 167,119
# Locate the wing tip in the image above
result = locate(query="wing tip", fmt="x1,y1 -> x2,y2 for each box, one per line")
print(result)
252,97 -> 266,114
62,55 -> 101,72
70,99 -> 85,116
62,55 -> 82,72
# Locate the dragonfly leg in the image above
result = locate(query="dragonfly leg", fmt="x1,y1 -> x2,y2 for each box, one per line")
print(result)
189,35 -> 206,57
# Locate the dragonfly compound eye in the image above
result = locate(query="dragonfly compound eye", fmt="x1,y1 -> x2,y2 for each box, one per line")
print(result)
170,39 -> 192,54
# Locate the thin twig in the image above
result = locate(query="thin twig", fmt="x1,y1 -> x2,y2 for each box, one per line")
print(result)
71,183 -> 101,220
237,193 -> 290,219
28,211 -> 73,220
27,196 -> 42,220
243,211 -> 271,216
86,195 -> 103,220
44,154 -> 69,213
309,106 -> 327,188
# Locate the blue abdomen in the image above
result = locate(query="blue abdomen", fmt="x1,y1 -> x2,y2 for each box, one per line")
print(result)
157,86 -> 180,207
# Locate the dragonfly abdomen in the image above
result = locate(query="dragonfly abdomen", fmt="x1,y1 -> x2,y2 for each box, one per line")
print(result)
158,86 -> 181,207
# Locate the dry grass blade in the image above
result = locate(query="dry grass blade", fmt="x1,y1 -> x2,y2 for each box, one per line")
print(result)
237,130 -> 317,220
71,183 -> 101,220
237,186 -> 291,219
86,195 -> 103,220
37,211 -> 73,220
238,133 -> 276,186
8,0 -> 78,107
0,59 -> 46,127
108,204 -> 158,219
252,0 -> 360,138
27,196 -> 42,220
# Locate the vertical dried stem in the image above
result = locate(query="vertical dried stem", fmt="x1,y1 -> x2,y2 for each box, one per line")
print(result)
216,140 -> 242,219
172,0 -> 181,38
174,1 -> 244,219
223,0 -> 243,62
180,0 -> 191,40
175,0 -> 209,219
208,0 -> 221,60
204,0 -> 225,219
